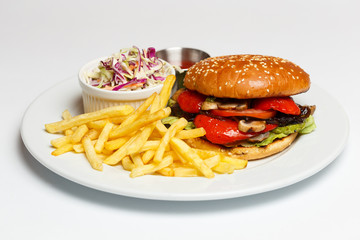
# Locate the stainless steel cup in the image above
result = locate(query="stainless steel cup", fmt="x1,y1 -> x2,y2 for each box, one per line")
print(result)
156,47 -> 210,89
156,47 -> 210,70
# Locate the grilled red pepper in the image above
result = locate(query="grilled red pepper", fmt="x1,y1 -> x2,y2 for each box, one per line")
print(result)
177,89 -> 206,113
210,109 -> 276,119
194,114 -> 277,145
253,97 -> 301,115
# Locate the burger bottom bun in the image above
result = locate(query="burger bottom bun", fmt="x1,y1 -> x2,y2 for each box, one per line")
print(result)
184,133 -> 298,161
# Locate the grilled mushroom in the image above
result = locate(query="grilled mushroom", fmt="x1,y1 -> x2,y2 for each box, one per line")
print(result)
238,120 -> 266,132
201,101 -> 219,110
248,132 -> 270,142
218,100 -> 249,110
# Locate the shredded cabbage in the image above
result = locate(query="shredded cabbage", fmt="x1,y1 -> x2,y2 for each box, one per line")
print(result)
86,46 -> 173,91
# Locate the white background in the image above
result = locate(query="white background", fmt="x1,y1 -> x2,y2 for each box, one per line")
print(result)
1,0 -> 359,239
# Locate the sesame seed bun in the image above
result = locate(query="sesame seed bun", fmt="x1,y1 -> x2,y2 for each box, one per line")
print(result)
184,55 -> 310,99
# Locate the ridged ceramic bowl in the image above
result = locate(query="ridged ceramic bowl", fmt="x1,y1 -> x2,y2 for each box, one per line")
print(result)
78,57 -> 175,112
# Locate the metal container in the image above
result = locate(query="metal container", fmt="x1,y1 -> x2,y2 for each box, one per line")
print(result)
156,47 -> 210,70
156,47 -> 211,89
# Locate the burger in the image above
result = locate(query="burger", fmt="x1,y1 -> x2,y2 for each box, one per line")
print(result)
165,54 -> 316,160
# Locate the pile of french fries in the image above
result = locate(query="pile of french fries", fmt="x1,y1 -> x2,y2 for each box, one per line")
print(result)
45,75 -> 247,178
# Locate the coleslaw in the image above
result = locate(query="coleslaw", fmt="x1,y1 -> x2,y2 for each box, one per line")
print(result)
86,47 -> 173,91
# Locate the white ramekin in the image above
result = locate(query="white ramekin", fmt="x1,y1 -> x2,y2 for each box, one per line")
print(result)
78,57 -> 175,112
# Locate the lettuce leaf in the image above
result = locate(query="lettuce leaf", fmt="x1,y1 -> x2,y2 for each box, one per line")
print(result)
161,116 -> 195,130
248,115 -> 316,147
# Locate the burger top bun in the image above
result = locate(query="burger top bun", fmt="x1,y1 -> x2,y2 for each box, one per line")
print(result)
184,55 -> 310,99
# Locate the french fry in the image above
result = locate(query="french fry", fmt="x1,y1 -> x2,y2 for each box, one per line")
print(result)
109,116 -> 127,124
130,155 -> 173,178
142,150 -> 155,164
175,127 -> 206,139
138,140 -> 161,152
170,138 -> 214,178
82,136 -> 103,171
221,156 -> 247,170
153,118 -> 188,163
126,75 -> 174,158
122,156 -> 134,171
172,147 -> 187,164
170,161 -> 189,168
94,122 -> 114,153
51,135 -> 70,148
155,121 -> 168,137
73,143 -> 84,153
174,167 -> 199,177
204,155 -> 221,169
101,148 -> 114,156
126,94 -> 161,155
51,143 -> 73,156
164,151 -> 178,161
111,92 -> 156,134
62,109 -> 72,120
150,94 -> 162,113
126,125 -> 155,155
192,149 -> 219,159
193,149 -> 247,170
64,129 -> 75,136
84,128 -> 100,140
62,110 -> 74,135
159,75 -> 176,108
109,107 -> 171,139
87,119 -> 109,130
73,139 -> 96,153
104,137 -> 129,151
45,105 -> 134,133
156,167 -> 174,177
212,162 -> 235,174
70,124 -> 89,143
130,153 -> 144,167
97,153 -> 112,161
104,135 -> 137,165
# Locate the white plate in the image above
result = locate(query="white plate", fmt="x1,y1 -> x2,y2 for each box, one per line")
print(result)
21,77 -> 349,201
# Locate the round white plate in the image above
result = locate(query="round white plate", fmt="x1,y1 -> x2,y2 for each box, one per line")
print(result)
21,77 -> 349,201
